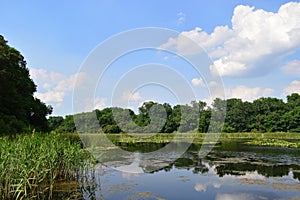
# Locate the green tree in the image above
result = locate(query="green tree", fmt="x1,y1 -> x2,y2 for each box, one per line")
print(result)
162,103 -> 178,133
252,97 -> 287,132
0,35 -> 52,134
284,98 -> 300,132
198,109 -> 211,133
178,102 -> 200,132
210,98 -> 226,132
224,99 -> 256,132
286,93 -> 300,109
55,115 -> 76,133
97,107 -> 122,133
134,101 -> 167,133
48,116 -> 64,131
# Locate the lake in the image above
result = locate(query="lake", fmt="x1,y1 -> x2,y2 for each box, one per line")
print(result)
59,140 -> 300,199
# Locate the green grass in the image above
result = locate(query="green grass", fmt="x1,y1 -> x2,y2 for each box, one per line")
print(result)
77,132 -> 300,148
0,133 -> 95,199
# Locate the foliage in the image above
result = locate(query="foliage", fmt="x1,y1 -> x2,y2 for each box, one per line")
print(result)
48,116 -> 64,131
0,133 -> 94,199
0,35 -> 52,134
49,94 -> 300,134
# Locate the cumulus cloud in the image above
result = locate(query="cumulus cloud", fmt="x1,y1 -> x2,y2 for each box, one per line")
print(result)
282,80 -> 300,97
159,31 -> 204,56
226,85 -> 274,101
200,83 -> 273,105
281,60 -> 300,76
160,2 -> 300,77
191,77 -> 205,86
35,91 -> 65,104
238,171 -> 266,181
29,68 -> 88,107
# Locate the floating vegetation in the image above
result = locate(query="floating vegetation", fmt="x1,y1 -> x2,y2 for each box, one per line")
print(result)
78,132 -> 300,147
246,138 -> 300,148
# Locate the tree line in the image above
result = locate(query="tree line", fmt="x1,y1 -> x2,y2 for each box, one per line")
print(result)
0,35 -> 52,135
49,93 -> 300,134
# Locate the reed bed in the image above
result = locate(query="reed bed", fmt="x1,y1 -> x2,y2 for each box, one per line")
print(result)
0,133 -> 95,199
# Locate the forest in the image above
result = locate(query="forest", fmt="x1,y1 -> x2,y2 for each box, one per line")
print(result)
49,94 -> 300,134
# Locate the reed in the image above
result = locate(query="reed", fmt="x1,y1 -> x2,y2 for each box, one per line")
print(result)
0,133 -> 94,199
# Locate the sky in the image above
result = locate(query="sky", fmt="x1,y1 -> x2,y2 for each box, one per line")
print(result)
1,0 -> 300,116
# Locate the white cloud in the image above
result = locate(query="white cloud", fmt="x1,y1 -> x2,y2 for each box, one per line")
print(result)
94,98 -> 107,110
281,60 -> 300,76
83,97 -> 107,111
160,2 -> 300,77
29,68 -> 48,81
226,85 -> 274,101
208,81 -> 219,88
202,84 -> 274,105
212,182 -> 221,189
177,12 -> 186,24
160,26 -> 234,55
122,91 -> 143,103
191,77 -> 205,86
282,80 -> 300,97
202,81 -> 226,106
29,68 -> 88,107
35,91 -> 65,106
122,171 -> 141,179
194,183 -> 207,192
263,88 -> 274,96
238,171 -> 266,181
215,193 -> 254,200
159,31 -> 204,56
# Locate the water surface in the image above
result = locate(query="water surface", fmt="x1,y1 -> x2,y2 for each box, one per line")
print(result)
82,140 -> 300,199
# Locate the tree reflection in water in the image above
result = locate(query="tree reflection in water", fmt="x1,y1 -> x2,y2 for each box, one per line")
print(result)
72,141 -> 300,199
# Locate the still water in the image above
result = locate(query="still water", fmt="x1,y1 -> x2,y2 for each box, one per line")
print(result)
78,140 -> 300,199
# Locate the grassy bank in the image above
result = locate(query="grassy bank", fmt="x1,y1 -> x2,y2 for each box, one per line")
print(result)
0,133 -> 95,199
78,132 -> 300,149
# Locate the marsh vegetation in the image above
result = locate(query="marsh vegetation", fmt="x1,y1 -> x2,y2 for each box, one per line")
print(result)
0,133 -> 95,199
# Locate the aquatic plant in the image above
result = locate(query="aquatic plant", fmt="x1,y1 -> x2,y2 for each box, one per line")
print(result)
246,138 -> 300,148
0,133 -> 94,199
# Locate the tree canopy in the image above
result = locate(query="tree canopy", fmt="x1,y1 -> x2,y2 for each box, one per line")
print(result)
0,35 -> 52,134
50,94 -> 300,134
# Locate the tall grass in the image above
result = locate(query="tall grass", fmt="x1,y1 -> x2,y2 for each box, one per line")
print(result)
0,133 -> 95,199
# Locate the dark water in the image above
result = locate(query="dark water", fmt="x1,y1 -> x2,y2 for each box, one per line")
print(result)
79,140 -> 300,200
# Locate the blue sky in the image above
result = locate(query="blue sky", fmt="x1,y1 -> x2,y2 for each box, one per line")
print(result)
1,1 -> 300,116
